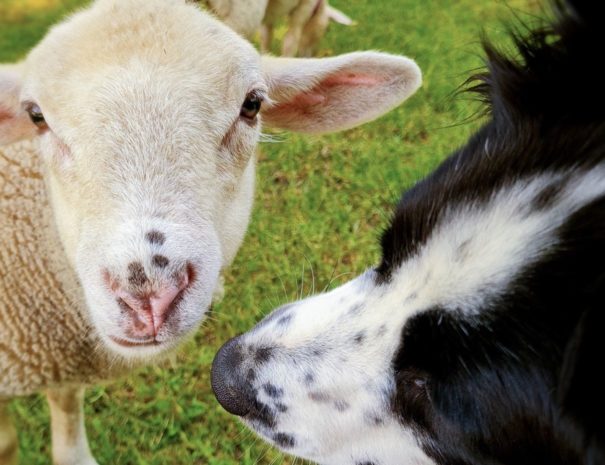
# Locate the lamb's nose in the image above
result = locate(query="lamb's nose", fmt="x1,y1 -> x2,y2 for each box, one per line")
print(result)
104,264 -> 191,337
211,336 -> 254,416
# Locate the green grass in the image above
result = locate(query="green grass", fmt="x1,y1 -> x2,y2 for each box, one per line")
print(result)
1,1 -> 536,463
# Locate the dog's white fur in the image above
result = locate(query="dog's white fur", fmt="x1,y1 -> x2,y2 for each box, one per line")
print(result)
0,0 -> 420,462
206,0 -> 353,56
233,168 -> 605,465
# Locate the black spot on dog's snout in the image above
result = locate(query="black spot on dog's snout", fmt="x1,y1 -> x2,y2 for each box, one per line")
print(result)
273,433 -> 295,448
365,412 -> 385,426
275,402 -> 288,413
304,372 -> 315,385
261,303 -> 294,326
334,400 -> 350,412
354,331 -> 366,345
152,255 -> 169,268
249,399 -> 276,428
347,303 -> 363,316
311,347 -> 324,357
309,391 -> 331,402
277,313 -> 293,327
145,230 -> 166,245
254,347 -> 274,364
127,262 -> 147,286
263,383 -> 284,398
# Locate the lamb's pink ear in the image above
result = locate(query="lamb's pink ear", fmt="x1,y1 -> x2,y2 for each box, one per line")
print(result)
261,51 -> 421,134
0,65 -> 37,145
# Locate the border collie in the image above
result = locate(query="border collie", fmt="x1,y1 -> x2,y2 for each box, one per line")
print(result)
211,2 -> 605,464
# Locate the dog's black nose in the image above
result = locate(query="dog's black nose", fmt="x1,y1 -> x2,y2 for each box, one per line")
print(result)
211,336 -> 254,416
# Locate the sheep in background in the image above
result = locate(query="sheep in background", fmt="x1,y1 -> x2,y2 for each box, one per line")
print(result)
205,0 -> 353,56
0,0 -> 421,463
263,0 -> 354,56
205,0 -> 269,39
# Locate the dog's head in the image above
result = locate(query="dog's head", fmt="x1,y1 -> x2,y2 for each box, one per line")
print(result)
212,1 -> 605,464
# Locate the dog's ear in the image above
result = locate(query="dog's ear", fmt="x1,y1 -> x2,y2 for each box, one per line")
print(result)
558,298 -> 605,463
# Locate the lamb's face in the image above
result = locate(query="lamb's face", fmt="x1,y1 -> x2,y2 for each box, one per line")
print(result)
17,0 -> 265,358
1,0 -> 423,360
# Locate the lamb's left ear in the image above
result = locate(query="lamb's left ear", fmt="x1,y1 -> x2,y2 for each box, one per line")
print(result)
261,51 -> 421,134
0,64 -> 38,145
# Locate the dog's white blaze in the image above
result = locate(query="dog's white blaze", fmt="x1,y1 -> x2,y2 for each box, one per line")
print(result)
391,168 -> 605,316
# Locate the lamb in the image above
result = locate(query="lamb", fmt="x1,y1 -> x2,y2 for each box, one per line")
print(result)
0,0 -> 421,463
205,0 -> 353,56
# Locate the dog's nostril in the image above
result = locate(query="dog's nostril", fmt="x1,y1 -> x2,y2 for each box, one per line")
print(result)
211,336 -> 254,416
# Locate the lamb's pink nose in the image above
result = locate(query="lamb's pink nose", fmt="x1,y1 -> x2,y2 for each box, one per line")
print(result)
108,271 -> 190,338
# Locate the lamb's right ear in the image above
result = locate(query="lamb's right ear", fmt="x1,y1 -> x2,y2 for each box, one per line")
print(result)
261,51 -> 421,134
0,64 -> 38,145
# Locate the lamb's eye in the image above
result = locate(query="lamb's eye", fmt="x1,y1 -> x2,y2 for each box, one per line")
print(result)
24,103 -> 48,130
240,92 -> 262,121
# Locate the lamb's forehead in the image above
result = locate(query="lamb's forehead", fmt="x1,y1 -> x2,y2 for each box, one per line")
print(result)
22,0 -> 261,117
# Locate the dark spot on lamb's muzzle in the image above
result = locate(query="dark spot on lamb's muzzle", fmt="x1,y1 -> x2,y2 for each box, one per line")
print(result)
152,254 -> 169,268
127,262 -> 147,286
145,230 -> 166,245
273,432 -> 296,448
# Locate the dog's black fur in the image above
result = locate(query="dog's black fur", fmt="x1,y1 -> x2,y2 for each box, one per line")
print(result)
384,2 -> 605,464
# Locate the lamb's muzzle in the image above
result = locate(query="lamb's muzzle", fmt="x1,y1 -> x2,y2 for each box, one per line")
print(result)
103,260 -> 194,343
